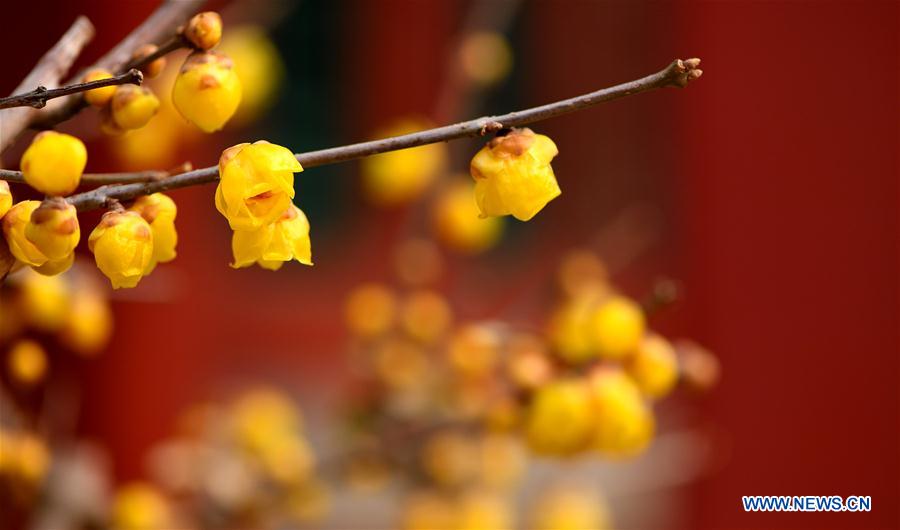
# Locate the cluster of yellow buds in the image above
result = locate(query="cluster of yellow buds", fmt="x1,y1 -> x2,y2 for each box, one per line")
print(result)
0,427 -> 51,492
216,141 -> 312,270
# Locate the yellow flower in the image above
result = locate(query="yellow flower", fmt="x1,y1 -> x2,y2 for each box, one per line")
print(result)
470,127 -> 560,221
456,491 -> 514,530
215,141 -> 301,230
400,290 -> 453,344
110,84 -> 160,130
432,179 -> 503,253
591,295 -> 645,359
112,483 -> 171,530
24,199 -> 79,261
0,431 -> 51,485
421,431 -> 478,488
219,25 -> 285,126
458,31 -> 513,87
589,368 -> 655,457
530,488 -> 612,530
20,131 -> 87,195
447,324 -> 501,379
82,68 -> 117,106
525,379 -> 594,455
185,11 -> 223,50
231,387 -> 303,456
361,119 -> 447,205
0,180 -> 11,218
129,193 -> 177,271
7,339 -> 47,385
3,201 -> 48,267
402,491 -> 456,530
18,268 -> 70,331
548,285 -> 610,364
60,286 -> 113,356
231,204 -> 312,270
88,210 -> 154,289
344,283 -> 396,339
172,51 -> 242,132
627,334 -> 679,399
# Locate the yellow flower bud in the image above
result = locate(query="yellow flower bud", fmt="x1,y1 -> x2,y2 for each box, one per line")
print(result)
7,339 -> 47,385
113,483 -> 172,530
0,180 -> 12,218
588,368 -> 655,457
60,287 -> 113,356
525,379 -> 594,455
231,387 -> 303,456
361,119 -> 447,205
470,128 -> 560,221
172,51 -> 242,132
129,193 -> 177,268
24,199 -> 79,261
185,11 -> 223,50
432,179 -> 503,253
456,491 -> 514,530
530,489 -> 612,530
20,131 -> 87,195
111,84 -> 160,130
548,286 -> 609,364
400,289 -> 453,344
215,141 -> 301,230
88,210 -> 154,289
231,205 -> 312,270
82,68 -> 117,106
626,334 -> 678,399
591,295 -> 645,359
344,283 -> 396,339
18,268 -> 70,331
131,44 -> 167,78
2,201 -> 48,267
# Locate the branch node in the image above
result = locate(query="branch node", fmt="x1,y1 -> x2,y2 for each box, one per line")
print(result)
479,120 -> 503,136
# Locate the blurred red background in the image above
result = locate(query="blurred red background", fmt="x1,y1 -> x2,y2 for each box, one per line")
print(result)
1,1 -> 897,529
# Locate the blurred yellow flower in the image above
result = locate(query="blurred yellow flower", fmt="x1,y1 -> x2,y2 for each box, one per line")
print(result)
433,179 -> 503,253
459,31 -> 513,86
589,368 -> 655,457
447,324 -> 501,379
173,51 -> 242,132
215,141 -> 301,231
400,289 -> 453,344
219,25 -> 285,126
231,204 -> 312,270
627,334 -> 679,399
20,131 -> 86,195
530,488 -> 612,530
7,339 -> 47,385
591,295 -> 645,359
361,119 -> 447,205
421,431 -> 478,487
60,286 -> 113,356
344,283 -> 397,339
112,483 -> 172,530
470,128 -> 560,221
18,268 -> 70,331
88,210 -> 154,289
525,379 -> 594,455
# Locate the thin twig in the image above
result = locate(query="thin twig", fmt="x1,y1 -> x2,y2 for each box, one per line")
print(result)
0,16 -> 95,153
28,0 -> 205,132
63,58 -> 702,212
0,162 -> 193,186
124,33 -> 189,73
0,69 -> 143,110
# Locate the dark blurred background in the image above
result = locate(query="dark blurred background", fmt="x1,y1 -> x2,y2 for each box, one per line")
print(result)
1,1 -> 897,528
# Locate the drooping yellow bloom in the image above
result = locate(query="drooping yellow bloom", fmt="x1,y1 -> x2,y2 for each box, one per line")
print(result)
0,180 -> 11,218
7,339 -> 47,385
361,119 -> 447,205
470,127 -> 560,221
432,179 -> 503,253
589,367 -> 655,457
110,85 -> 160,130
219,25 -> 285,126
344,283 -> 396,339
82,68 -> 117,106
627,334 -> 679,399
24,199 -> 79,261
591,295 -> 645,359
2,201 -> 48,267
215,141 -> 301,230
525,379 -> 594,455
88,210 -> 154,289
20,131 -> 87,195
129,193 -> 177,271
112,483 -> 172,530
185,11 -> 223,50
172,51 -> 242,132
231,204 -> 312,270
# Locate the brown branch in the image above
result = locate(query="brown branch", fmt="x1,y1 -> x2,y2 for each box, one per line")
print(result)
0,162 -> 193,187
0,16 -> 95,153
28,0 -> 206,131
124,34 -> 189,72
0,69 -> 143,110
63,58 -> 702,212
